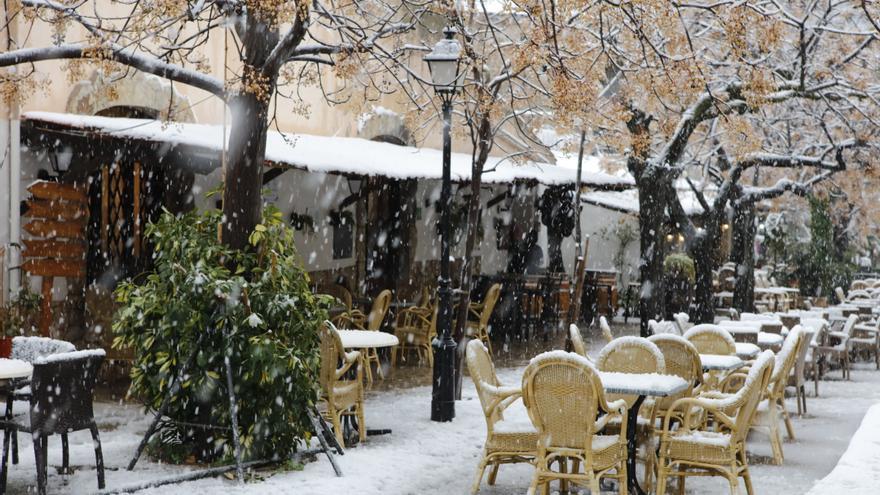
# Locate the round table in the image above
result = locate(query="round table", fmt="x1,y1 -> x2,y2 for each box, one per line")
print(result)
336,330 -> 399,349
0,359 -> 32,386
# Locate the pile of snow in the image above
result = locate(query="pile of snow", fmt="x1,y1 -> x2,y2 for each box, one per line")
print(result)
806,403 -> 880,494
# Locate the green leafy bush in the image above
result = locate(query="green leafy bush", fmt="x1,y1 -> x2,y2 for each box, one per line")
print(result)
663,253 -> 696,283
113,206 -> 329,462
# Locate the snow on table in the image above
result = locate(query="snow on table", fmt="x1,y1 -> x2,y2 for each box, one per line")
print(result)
718,321 -> 761,333
735,343 -> 760,359
758,332 -> 784,347
0,359 -> 33,381
806,403 -> 880,494
700,354 -> 744,371
598,372 -> 688,397
336,330 -> 399,349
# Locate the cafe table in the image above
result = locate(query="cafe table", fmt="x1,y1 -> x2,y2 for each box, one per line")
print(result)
336,330 -> 399,441
700,354 -> 744,372
735,343 -> 760,360
598,371 -> 688,495
0,359 -> 32,390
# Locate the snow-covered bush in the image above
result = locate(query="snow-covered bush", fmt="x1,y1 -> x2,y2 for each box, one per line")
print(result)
113,206 -> 329,462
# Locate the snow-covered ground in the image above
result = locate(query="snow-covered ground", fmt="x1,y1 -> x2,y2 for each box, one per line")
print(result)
5,353 -> 880,494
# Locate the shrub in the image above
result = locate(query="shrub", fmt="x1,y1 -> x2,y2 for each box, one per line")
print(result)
113,206 -> 329,462
663,253 -> 696,283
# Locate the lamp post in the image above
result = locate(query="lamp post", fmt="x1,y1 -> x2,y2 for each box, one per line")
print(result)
425,26 -> 463,422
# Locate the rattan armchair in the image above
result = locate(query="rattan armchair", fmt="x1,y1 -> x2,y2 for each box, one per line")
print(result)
752,327 -> 805,465
346,290 -> 392,384
655,351 -> 776,495
391,306 -> 437,367
815,314 -> 858,380
597,336 -> 665,491
599,316 -> 614,344
319,322 -> 366,447
683,324 -> 737,355
466,284 -> 502,354
568,324 -> 589,358
851,317 -> 880,370
522,351 -> 628,495
466,340 -> 537,494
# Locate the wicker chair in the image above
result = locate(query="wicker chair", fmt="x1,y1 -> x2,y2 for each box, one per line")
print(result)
466,340 -> 537,494
6,336 -> 76,465
815,314 -> 858,380
0,349 -> 106,495
684,324 -> 737,355
391,306 -> 437,367
568,324 -> 589,358
648,334 -> 702,423
521,351 -> 628,495
597,336 -> 665,490
655,351 -> 776,495
347,290 -> 392,384
788,320 -> 818,415
466,284 -> 502,354
851,317 -> 880,370
319,322 -> 366,447
752,327 -> 805,465
599,316 -> 614,344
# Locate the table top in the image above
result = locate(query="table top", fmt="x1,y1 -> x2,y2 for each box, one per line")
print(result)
718,321 -> 761,332
735,343 -> 760,359
598,372 -> 688,397
0,359 -> 33,381
758,332 -> 785,346
337,330 -> 400,349
700,354 -> 744,371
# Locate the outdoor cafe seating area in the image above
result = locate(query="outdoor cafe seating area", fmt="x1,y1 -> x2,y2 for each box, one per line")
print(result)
314,272 -> 880,495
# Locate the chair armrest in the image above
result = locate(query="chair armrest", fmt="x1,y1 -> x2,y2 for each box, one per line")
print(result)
595,398 -> 628,432
662,397 -> 736,434
335,349 -> 362,379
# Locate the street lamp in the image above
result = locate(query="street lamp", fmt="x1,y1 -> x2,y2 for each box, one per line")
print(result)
425,26 -> 463,423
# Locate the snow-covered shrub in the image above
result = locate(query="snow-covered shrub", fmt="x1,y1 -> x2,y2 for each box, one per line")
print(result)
113,206 -> 329,462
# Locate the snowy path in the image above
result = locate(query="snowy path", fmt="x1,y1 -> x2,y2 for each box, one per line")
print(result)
5,362 -> 880,494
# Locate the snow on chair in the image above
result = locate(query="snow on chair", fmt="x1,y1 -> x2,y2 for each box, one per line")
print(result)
598,316 -> 614,344
522,350 -> 628,495
683,324 -> 737,356
467,340 -> 537,494
655,351 -> 775,495
568,324 -> 589,359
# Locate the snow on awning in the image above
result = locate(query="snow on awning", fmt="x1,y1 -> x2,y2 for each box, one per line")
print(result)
22,111 -> 634,188
582,189 -> 707,216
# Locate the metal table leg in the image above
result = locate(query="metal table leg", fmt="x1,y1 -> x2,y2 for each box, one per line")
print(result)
626,395 -> 647,495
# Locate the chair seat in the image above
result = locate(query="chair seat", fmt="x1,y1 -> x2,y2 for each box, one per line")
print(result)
327,380 -> 361,410
664,431 -> 733,464
590,434 -> 627,470
850,337 -> 876,346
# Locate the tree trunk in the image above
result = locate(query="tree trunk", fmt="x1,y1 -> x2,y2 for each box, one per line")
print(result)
547,231 -> 564,273
221,92 -> 271,250
690,219 -> 721,323
452,115 -> 491,400
732,201 -> 757,312
637,175 -> 667,336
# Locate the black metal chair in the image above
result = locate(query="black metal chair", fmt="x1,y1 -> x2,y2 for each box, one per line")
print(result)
7,336 -> 76,466
0,349 -> 106,495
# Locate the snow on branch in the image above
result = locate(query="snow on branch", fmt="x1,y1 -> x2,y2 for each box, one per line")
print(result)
0,44 -> 225,96
736,171 -> 833,205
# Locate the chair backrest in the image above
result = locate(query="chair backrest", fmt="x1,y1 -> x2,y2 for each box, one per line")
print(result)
674,312 -> 692,333
770,326 -> 804,396
466,339 -> 503,423
479,283 -> 503,328
851,280 -> 869,291
522,351 -> 605,451
11,336 -> 75,363
367,289 -> 393,330
648,319 -> 681,335
597,336 -> 665,408
792,324 -> 813,384
835,287 -> 847,304
29,349 -> 105,434
731,351 -> 775,443
847,289 -> 872,301
319,322 -> 345,393
569,324 -> 588,357
683,324 -> 737,355
648,334 -> 702,410
599,316 -> 614,344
